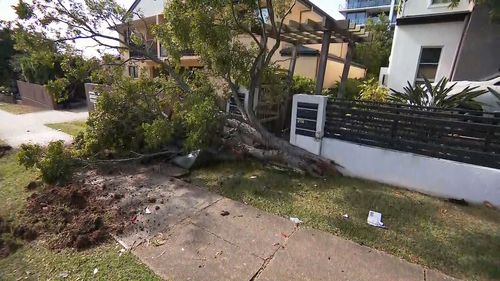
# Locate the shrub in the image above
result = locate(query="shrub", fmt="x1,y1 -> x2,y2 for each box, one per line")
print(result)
291,76 -> 315,94
331,78 -> 364,100
390,77 -> 487,109
359,78 -> 389,102
46,77 -> 70,103
18,141 -> 76,184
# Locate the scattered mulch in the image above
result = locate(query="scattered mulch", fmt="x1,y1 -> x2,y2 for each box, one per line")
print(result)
20,183 -> 123,250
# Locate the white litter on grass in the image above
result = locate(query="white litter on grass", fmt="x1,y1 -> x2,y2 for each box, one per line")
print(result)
367,210 -> 384,228
342,214 -> 349,219
249,175 -> 257,179
290,217 -> 303,225
93,268 -> 99,275
59,272 -> 69,278
145,207 -> 152,214
119,248 -> 126,257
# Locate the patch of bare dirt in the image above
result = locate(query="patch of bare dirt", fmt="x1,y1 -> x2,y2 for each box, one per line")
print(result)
17,162 -> 185,251
20,183 -> 124,250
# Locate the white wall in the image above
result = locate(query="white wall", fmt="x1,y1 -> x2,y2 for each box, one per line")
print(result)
401,0 -> 472,17
387,21 -> 465,92
321,138 -> 500,206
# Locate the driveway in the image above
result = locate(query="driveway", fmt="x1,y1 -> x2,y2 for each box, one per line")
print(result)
0,107 -> 88,147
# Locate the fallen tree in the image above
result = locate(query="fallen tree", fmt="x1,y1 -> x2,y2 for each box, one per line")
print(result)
13,0 -> 338,176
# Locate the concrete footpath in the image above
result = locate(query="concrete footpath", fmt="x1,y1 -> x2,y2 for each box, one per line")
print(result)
0,108 -> 88,147
114,178 -> 459,281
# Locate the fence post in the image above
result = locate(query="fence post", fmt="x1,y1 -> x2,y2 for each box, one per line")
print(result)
289,94 -> 328,155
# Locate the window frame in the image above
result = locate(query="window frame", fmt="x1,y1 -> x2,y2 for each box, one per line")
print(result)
415,46 -> 443,84
128,65 -> 138,78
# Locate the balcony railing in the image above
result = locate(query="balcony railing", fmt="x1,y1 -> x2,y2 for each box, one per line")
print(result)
129,40 -> 158,59
346,0 -> 392,9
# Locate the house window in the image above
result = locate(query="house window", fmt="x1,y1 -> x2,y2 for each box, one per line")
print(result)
416,47 -> 442,83
128,66 -> 138,78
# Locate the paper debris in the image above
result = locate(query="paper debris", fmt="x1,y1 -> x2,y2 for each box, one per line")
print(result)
290,217 -> 303,225
93,268 -> 99,275
367,210 -> 384,228
145,207 -> 152,214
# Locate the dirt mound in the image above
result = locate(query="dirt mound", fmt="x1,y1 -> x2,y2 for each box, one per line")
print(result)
21,184 -> 123,250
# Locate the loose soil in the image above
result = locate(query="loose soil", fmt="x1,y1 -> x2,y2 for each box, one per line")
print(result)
15,162 -> 187,251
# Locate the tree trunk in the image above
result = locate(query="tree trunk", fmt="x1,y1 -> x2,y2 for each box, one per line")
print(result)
226,118 -> 339,177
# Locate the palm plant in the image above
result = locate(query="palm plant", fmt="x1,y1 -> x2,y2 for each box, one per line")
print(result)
390,77 -> 487,109
487,87 -> 500,107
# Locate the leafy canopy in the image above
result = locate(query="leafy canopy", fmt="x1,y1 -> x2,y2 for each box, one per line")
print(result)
353,13 -> 392,78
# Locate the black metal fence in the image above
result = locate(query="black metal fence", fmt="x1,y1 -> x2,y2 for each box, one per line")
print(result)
325,99 -> 500,169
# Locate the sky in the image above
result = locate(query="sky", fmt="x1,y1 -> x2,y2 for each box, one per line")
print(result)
0,0 -> 344,57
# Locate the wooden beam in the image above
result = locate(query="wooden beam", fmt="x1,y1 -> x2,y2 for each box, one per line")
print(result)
315,24 -> 332,95
337,42 -> 353,98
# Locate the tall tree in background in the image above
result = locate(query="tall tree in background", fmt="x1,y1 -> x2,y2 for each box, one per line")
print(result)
0,22 -> 17,89
353,14 -> 392,78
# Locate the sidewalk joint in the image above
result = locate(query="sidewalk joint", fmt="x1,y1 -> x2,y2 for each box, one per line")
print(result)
249,226 -> 300,281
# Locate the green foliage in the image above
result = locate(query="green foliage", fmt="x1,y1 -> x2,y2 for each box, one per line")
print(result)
359,78 -> 389,102
291,76 -> 315,94
353,14 -> 392,77
75,72 -> 222,157
0,25 -> 17,88
46,78 -> 70,103
13,0 -> 33,20
390,77 -> 487,109
331,78 -> 364,100
75,76 -> 170,157
11,29 -> 98,103
18,141 -> 75,184
176,77 -> 223,151
142,118 -> 175,151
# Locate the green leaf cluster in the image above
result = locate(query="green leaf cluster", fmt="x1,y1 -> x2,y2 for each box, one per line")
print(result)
18,141 -> 76,185
390,77 -> 487,109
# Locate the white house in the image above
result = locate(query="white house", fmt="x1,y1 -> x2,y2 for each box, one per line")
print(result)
380,0 -> 500,96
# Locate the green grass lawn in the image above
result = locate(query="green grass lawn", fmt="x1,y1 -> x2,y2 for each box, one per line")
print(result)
0,152 -> 161,281
0,102 -> 43,115
189,160 -> 500,281
45,120 -> 86,136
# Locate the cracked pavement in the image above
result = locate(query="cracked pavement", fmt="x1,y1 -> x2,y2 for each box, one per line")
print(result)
112,176 -> 459,281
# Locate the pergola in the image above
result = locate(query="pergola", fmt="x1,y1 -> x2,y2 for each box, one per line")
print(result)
258,0 -> 371,96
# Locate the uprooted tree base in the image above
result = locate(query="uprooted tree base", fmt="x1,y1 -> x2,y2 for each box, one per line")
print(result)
225,118 -> 340,177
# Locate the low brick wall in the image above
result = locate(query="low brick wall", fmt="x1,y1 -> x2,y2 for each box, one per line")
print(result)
17,80 -> 56,110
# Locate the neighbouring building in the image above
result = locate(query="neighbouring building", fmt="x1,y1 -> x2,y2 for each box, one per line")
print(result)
339,0 -> 398,26
117,0 -> 367,89
381,0 -> 500,93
